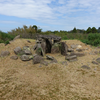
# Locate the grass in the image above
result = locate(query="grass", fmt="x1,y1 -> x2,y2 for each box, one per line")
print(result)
0,36 -> 100,99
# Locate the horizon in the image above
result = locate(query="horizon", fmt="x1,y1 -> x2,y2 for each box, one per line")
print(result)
0,0 -> 100,32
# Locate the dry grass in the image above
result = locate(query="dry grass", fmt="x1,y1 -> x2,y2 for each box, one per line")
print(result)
0,38 -> 100,100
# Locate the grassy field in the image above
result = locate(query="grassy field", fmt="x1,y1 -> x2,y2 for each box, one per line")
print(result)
0,38 -> 100,100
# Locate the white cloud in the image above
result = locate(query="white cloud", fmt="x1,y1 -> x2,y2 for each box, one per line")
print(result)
0,20 -> 20,24
0,0 -> 100,31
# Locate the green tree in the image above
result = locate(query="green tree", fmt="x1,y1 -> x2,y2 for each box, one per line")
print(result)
72,27 -> 77,33
97,27 -> 100,33
32,25 -> 37,33
91,27 -> 97,33
86,27 -> 92,33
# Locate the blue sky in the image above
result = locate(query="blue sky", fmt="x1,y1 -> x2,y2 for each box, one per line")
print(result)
0,0 -> 100,32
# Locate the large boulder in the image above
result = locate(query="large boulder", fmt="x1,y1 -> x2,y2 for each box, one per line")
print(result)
41,40 -> 46,54
20,54 -> 32,61
33,55 -> 44,64
23,46 -> 32,55
61,42 -> 68,56
0,50 -> 10,57
51,43 -> 61,53
14,47 -> 22,55
36,44 -> 44,56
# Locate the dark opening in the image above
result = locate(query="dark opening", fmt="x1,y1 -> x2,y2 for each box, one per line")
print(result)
46,39 -> 52,53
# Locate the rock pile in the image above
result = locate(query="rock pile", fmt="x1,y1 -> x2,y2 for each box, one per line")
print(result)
1,34 -> 100,69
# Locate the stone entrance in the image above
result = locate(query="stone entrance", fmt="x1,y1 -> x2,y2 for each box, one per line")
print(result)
45,39 -> 52,53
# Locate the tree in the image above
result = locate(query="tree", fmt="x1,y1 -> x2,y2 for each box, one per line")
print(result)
97,27 -> 100,33
23,25 -> 28,30
86,27 -> 92,33
32,25 -> 37,33
91,27 -> 97,33
72,27 -> 77,33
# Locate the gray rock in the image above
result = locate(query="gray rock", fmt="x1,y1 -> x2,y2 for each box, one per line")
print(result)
33,55 -> 44,64
36,44 -> 44,56
61,42 -> 68,56
46,55 -> 57,63
29,55 -> 33,60
20,54 -> 31,61
41,40 -> 46,54
76,48 -> 83,52
33,54 -> 37,57
68,48 -> 74,52
70,44 -> 78,49
81,65 -> 90,70
13,35 -> 20,40
40,61 -> 48,66
66,52 -> 71,56
46,55 -> 54,60
94,50 -> 99,54
23,46 -> 30,50
17,50 -> 25,56
0,50 -> 10,57
33,44 -> 37,50
65,55 -> 77,62
70,52 -> 85,57
14,47 -> 22,55
50,59 -> 58,63
10,55 -> 18,60
23,49 -> 32,55
92,61 -> 99,65
27,40 -> 31,43
51,43 -> 61,53
96,58 -> 100,63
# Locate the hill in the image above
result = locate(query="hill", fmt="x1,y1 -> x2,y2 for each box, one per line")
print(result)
0,38 -> 100,99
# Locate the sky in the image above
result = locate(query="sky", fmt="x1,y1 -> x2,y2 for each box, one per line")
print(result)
0,0 -> 100,32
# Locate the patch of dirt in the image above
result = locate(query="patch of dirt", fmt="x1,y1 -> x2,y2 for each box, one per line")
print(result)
0,39 -> 100,100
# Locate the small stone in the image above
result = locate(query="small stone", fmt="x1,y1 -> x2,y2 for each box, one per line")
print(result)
27,40 -> 31,43
92,61 -> 99,65
81,65 -> 90,70
10,55 -> 18,60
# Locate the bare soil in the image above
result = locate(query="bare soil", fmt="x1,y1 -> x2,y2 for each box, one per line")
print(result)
0,38 -> 100,100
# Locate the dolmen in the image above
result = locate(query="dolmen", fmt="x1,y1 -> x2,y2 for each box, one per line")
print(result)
0,34 -> 100,67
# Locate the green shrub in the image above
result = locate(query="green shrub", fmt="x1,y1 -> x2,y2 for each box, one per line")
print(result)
92,39 -> 100,46
0,40 -> 4,43
62,36 -> 68,40
5,40 -> 9,44
80,39 -> 90,44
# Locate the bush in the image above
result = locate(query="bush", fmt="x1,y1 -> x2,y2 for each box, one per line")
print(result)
0,40 -> 4,43
80,39 -> 90,44
92,39 -> 100,46
5,40 -> 9,44
62,36 -> 68,40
